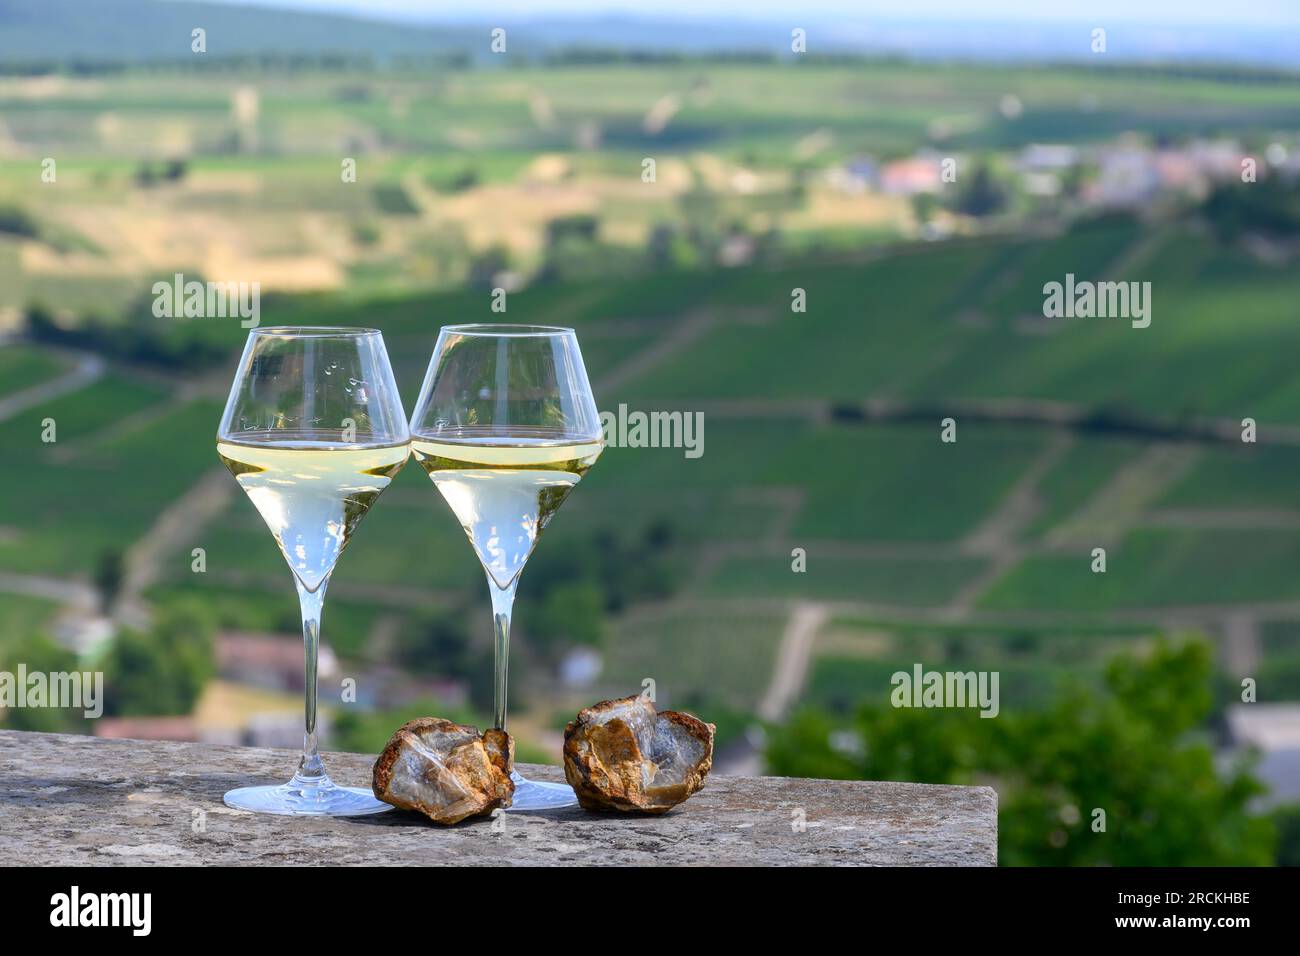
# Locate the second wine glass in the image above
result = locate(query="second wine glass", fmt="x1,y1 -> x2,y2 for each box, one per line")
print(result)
409,324 -> 604,810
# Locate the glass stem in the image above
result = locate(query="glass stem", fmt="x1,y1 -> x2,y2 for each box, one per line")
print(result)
294,575 -> 330,783
489,576 -> 519,731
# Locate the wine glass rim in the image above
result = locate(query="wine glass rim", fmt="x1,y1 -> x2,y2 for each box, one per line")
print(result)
442,323 -> 575,337
252,326 -> 382,337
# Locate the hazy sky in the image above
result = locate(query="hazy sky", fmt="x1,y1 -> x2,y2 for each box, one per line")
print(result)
195,0 -> 1300,28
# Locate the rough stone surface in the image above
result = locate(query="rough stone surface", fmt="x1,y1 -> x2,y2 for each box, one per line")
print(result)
0,730 -> 997,866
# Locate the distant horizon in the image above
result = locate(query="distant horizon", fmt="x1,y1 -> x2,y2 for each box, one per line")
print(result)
150,0 -> 1300,69
175,0 -> 1300,29
2,1 -> 1293,69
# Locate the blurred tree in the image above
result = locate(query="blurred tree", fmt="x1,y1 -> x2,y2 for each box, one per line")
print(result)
529,582 -> 605,658
467,245 -> 510,290
392,611 -> 472,677
1060,164 -> 1086,200
647,223 -> 677,270
94,549 -> 124,614
753,226 -> 784,265
133,162 -> 158,188
671,692 -> 753,751
0,634 -> 86,733
103,601 -> 215,717
910,192 -> 940,225
24,297 -> 231,371
648,222 -> 702,271
677,187 -> 722,260
521,518 -> 684,616
441,167 -> 480,193
546,214 -> 598,245
766,639 -> 1276,865
1203,174 -> 1300,242
765,709 -> 863,780
332,696 -> 474,755
22,301 -> 57,338
953,162 -> 1007,218
1271,803 -> 1300,867
537,237 -> 642,284
351,221 -> 381,247
0,204 -> 39,238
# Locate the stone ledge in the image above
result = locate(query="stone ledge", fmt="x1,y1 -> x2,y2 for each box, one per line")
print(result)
0,730 -> 997,866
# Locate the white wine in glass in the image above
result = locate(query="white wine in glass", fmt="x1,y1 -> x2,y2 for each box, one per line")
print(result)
407,437 -> 603,592
217,327 -> 409,816
217,438 -> 408,593
409,325 -> 604,810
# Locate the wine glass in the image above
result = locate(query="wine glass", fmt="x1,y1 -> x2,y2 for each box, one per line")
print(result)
217,327 -> 409,815
409,324 -> 603,810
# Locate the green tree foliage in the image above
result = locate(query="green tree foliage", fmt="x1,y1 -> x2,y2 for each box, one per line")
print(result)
910,192 -> 940,225
351,221 -> 381,247
537,215 -> 645,283
467,245 -> 510,290
0,204 -> 39,238
521,518 -> 684,619
426,166 -> 479,194
391,611 -> 472,676
546,214 -> 598,245
103,601 -> 215,717
132,159 -> 187,188
371,182 -> 419,216
94,549 -> 124,614
332,696 -> 471,756
1271,803 -> 1300,867
0,634 -> 87,733
766,639 -> 1276,865
953,162 -> 1007,218
1203,174 -> 1300,242
529,582 -> 605,658
24,299 -> 232,371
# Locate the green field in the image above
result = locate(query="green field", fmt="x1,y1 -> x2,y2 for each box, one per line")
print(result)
805,616 -> 1157,714
2,53 -> 1299,780
0,389 -> 216,574
1162,444 -> 1300,511
9,60 -> 1298,162
0,345 -> 69,394
597,225 -> 1300,426
982,528 -> 1300,611
7,220 -> 1300,676
0,594 -> 64,650
7,217 -> 1300,692
596,607 -> 786,714
698,554 -> 987,604
149,580 -> 400,662
910,231 -> 1300,420
1025,436 -> 1146,538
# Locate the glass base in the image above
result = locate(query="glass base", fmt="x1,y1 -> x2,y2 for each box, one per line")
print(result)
224,772 -> 391,817
505,770 -> 577,811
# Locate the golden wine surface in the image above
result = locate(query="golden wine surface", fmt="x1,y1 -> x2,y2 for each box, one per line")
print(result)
218,437 -> 408,591
410,436 -> 602,588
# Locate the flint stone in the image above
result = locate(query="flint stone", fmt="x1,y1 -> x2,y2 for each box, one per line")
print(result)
563,695 -> 714,813
372,718 -> 513,825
